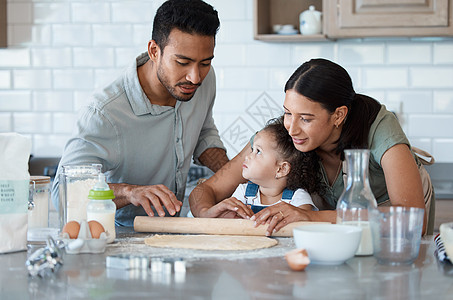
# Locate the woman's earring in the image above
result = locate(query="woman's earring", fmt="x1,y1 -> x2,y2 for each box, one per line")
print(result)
335,123 -> 339,129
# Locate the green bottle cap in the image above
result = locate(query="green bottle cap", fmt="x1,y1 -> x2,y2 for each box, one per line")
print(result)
88,189 -> 115,200
88,173 -> 115,200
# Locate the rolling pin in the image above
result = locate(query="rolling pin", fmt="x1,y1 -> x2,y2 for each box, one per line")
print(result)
134,217 -> 327,237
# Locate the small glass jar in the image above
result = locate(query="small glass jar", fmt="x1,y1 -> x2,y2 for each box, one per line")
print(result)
59,164 -> 102,230
28,176 -> 61,241
28,176 -> 51,229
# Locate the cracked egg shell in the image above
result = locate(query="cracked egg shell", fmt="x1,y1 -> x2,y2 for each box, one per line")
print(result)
285,248 -> 310,271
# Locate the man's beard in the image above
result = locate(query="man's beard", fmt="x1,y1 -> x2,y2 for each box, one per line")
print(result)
157,64 -> 200,102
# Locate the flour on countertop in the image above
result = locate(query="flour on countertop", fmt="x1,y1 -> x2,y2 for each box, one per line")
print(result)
106,234 -> 296,261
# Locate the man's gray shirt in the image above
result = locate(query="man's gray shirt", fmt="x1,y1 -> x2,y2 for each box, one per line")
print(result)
52,53 -> 225,226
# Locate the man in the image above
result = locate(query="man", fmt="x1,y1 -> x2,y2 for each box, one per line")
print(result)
52,0 -> 229,226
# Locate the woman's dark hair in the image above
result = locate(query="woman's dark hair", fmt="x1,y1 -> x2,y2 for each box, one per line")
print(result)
152,0 -> 220,51
284,58 -> 381,158
262,118 -> 321,194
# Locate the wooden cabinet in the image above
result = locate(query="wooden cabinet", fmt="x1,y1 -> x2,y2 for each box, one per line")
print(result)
326,0 -> 453,38
254,0 -> 327,42
0,0 -> 6,47
254,0 -> 453,42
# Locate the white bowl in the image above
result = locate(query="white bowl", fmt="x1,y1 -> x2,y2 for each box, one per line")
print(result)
293,224 -> 362,265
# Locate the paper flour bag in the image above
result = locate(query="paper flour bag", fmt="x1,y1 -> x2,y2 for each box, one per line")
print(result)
0,133 -> 31,253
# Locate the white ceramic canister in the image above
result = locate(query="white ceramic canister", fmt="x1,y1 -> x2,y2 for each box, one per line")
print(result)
299,5 -> 322,35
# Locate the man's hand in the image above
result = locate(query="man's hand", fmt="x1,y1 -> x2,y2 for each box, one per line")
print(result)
111,183 -> 182,217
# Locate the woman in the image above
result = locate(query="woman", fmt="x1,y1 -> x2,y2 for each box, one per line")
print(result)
189,58 -> 433,235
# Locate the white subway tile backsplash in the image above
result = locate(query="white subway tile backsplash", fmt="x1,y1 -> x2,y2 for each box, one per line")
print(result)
53,69 -> 94,90
53,25 -> 92,46
409,138 -> 432,153
33,91 -> 73,112
74,91 -> 93,111
209,0 -> 248,20
216,67 -> 268,90
213,45 -> 246,67
13,112 -> 52,133
411,67 -> 453,88
111,2 -> 154,23
433,43 -> 453,64
434,91 -> 453,113
0,113 -> 12,132
387,91 -> 433,113
132,25 -> 153,47
0,0 -> 452,161
387,44 -> 431,65
10,25 -> 52,46
115,48 -> 143,67
268,67 -> 295,90
34,3 -> 71,24
292,44 -> 335,65
94,68 -> 123,89
351,68 -> 364,89
363,68 -> 408,89
0,91 -> 31,111
71,3 -> 111,24
8,3 -> 32,24
0,71 -> 11,89
93,24 -> 133,46
13,70 -> 52,89
53,113 -> 76,134
246,44 -> 291,67
408,115 -> 453,137
338,43 -> 385,65
31,48 -> 72,67
73,48 -> 114,68
0,48 -> 30,67
432,139 -> 453,162
32,134 -> 70,157
214,91 -> 248,114
218,20 -> 253,43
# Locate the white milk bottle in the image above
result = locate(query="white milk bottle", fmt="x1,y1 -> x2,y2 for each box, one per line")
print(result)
336,149 -> 378,256
86,173 -> 116,243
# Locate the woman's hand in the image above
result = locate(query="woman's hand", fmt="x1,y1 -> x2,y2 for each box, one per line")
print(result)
199,197 -> 254,219
251,202 -> 311,236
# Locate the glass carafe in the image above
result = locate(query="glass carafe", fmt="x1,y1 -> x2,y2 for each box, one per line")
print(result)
336,149 -> 378,256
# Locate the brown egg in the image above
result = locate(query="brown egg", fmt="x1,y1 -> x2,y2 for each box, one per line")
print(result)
62,221 -> 81,239
285,248 -> 310,271
88,220 -> 105,239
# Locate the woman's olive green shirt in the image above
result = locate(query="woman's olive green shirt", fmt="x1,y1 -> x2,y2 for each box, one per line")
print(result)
321,105 -> 420,208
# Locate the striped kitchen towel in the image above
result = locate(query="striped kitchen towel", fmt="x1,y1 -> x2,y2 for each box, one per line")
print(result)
434,234 -> 452,264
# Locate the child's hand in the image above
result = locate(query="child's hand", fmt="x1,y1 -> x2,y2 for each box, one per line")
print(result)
200,197 -> 254,219
251,202 -> 311,236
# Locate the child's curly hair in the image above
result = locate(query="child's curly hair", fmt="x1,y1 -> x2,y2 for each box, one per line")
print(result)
261,117 -> 321,194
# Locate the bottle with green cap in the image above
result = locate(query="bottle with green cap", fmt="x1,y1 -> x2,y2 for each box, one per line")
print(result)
86,173 -> 116,243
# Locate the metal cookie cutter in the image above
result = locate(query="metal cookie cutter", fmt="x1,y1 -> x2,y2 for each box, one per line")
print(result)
26,236 -> 64,277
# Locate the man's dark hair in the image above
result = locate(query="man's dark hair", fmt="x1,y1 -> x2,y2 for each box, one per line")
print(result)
152,0 -> 220,51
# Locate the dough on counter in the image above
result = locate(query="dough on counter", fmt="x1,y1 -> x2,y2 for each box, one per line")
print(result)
144,234 -> 278,251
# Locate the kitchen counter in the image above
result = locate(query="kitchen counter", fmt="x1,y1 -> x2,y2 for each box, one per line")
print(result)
1,227 -> 452,299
